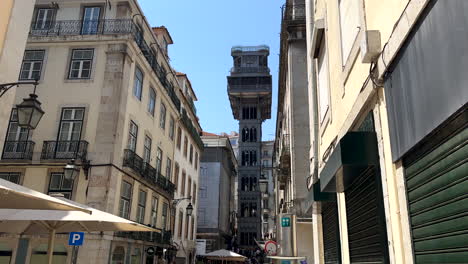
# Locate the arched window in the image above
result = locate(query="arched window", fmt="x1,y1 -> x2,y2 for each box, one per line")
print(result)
242,127 -> 249,142
250,127 -> 257,142
249,151 -> 257,166
112,246 -> 125,264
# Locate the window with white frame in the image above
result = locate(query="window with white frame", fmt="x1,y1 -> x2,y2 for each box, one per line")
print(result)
165,158 -> 172,178
162,202 -> 168,230
128,121 -> 138,152
143,136 -> 151,163
339,0 -> 361,65
57,108 -> 84,154
159,103 -> 166,129
136,190 -> 147,224
150,196 -> 159,227
119,181 -> 132,219
68,49 -> 94,79
169,117 -> 175,140
19,50 -> 45,80
33,8 -> 54,30
156,148 -> 163,174
148,88 -> 156,116
317,37 -> 330,122
189,144 -> 193,164
48,173 -> 74,199
4,109 -> 30,156
133,67 -> 144,100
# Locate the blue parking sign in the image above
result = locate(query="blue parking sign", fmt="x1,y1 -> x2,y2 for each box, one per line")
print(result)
68,232 -> 84,246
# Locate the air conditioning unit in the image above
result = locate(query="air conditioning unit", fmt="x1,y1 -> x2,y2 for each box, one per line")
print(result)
360,30 -> 381,63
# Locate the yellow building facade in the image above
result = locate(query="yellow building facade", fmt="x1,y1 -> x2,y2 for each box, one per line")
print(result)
0,0 -> 203,263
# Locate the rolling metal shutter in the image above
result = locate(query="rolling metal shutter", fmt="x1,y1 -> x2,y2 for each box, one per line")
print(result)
405,127 -> 468,263
322,201 -> 341,264
345,167 -> 389,263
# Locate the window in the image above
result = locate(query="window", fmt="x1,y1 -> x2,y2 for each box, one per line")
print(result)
193,183 -> 197,204
169,117 -> 175,140
119,181 -> 132,219
241,151 -> 257,166
178,211 -> 183,238
181,171 -> 186,196
189,145 -> 193,164
133,67 -> 143,100
339,0 -> 360,65
162,202 -> 168,230
58,108 -> 84,141
188,178 -> 192,198
241,107 -> 257,119
136,190 -> 147,224
156,148 -> 163,174
48,173 -> 74,199
148,88 -> 156,115
69,49 -> 94,79
19,50 -> 45,80
183,136 -> 188,157
194,152 -> 199,169
150,196 -> 159,227
159,103 -> 167,129
191,217 -> 195,240
81,7 -> 101,35
176,127 -> 182,149
174,163 -> 180,190
317,37 -> 330,122
0,172 -> 20,184
112,246 -> 125,264
128,121 -> 138,152
185,215 -> 190,239
33,8 -> 54,30
143,136 -> 151,163
166,158 -> 172,178
3,109 -> 30,157
249,127 -> 257,142
200,187 -> 207,198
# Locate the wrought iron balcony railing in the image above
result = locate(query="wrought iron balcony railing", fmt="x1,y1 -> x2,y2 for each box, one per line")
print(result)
181,110 -> 204,150
123,149 -> 175,194
115,231 -> 172,245
41,140 -> 89,160
282,4 -> 306,23
2,141 -> 35,160
29,19 -> 135,37
230,67 -> 270,74
29,19 -> 182,112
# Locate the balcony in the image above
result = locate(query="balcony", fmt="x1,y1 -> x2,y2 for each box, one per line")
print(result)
230,67 -> 270,74
29,19 -> 134,37
180,110 -> 203,150
123,149 -> 175,195
29,19 -> 181,112
115,231 -> 172,245
2,141 -> 35,160
282,4 -> 306,24
41,141 -> 88,160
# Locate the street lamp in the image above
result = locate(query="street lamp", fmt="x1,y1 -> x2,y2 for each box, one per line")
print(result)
259,175 -> 268,193
64,158 -> 91,180
186,203 -> 193,216
0,80 -> 44,129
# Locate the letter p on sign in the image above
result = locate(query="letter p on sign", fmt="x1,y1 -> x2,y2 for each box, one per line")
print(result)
68,232 -> 84,246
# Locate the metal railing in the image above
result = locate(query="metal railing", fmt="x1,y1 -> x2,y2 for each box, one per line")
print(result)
181,110 -> 204,150
228,84 -> 271,91
282,4 -> 306,22
231,45 -> 270,53
41,140 -> 88,160
29,19 -> 135,36
115,231 -> 172,244
230,66 -> 270,74
123,149 -> 175,194
281,134 -> 290,154
29,19 -> 182,112
2,141 -> 35,160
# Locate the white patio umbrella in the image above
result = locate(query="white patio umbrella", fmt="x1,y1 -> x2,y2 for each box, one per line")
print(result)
0,178 -> 91,213
0,200 -> 159,264
204,249 -> 247,262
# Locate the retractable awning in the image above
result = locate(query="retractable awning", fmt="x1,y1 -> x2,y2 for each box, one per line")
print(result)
320,132 -> 379,192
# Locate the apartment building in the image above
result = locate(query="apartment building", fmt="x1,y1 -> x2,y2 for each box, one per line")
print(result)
172,73 -> 203,264
305,0 -> 468,263
197,133 -> 237,253
0,0 -> 37,166
0,0 -> 196,263
259,141 -> 275,241
273,0 -> 313,259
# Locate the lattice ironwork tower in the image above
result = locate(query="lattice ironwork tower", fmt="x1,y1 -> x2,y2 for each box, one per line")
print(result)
227,45 -> 272,249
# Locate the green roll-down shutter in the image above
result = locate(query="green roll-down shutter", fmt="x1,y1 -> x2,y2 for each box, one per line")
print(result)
322,201 -> 341,264
405,128 -> 468,263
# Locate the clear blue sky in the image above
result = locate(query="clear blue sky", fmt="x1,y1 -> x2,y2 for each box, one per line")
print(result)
139,0 -> 283,141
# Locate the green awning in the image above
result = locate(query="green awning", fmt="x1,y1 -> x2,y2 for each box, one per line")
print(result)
320,132 -> 379,192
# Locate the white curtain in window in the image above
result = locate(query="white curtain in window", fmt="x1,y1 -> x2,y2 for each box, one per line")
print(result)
318,38 -> 330,122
